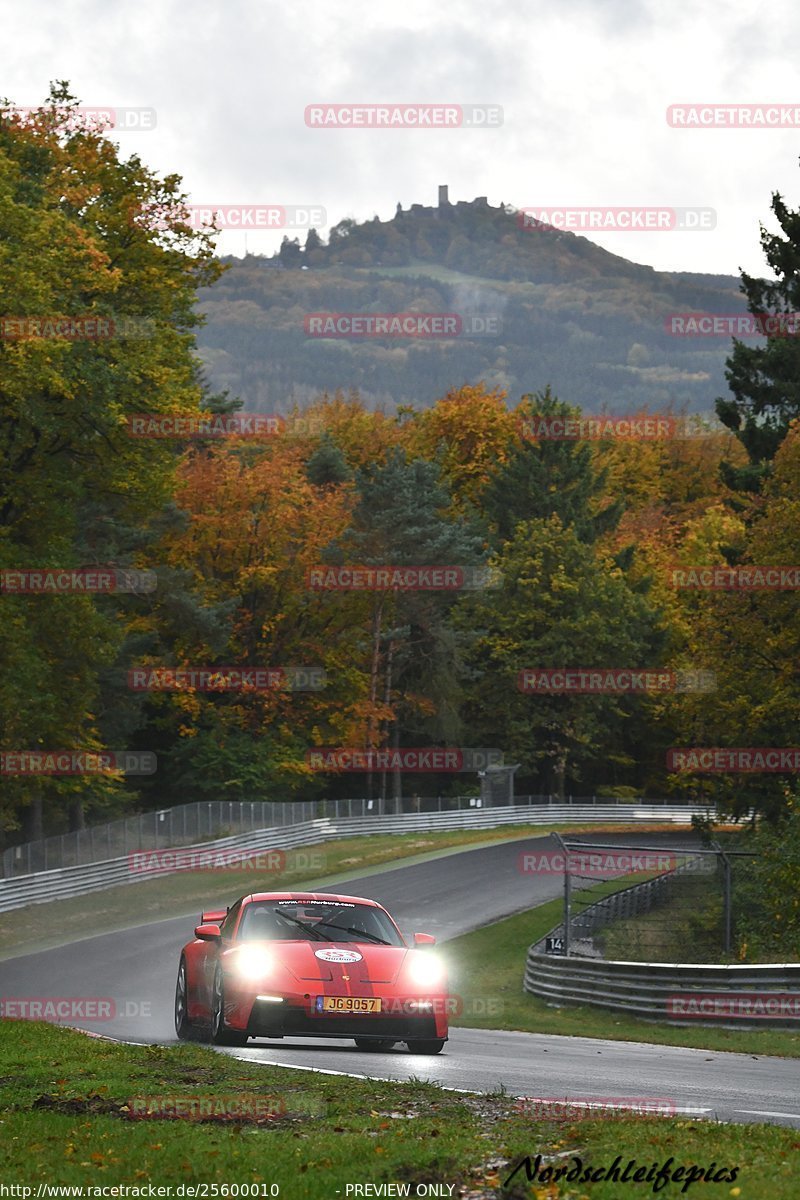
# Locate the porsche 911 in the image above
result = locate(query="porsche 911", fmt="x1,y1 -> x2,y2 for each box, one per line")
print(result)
174,891 -> 449,1054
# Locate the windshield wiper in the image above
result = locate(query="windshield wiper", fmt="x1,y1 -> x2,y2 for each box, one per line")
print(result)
272,910 -> 326,940
312,920 -> 392,945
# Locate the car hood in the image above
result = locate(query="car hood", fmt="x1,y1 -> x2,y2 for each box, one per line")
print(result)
234,940 -> 411,984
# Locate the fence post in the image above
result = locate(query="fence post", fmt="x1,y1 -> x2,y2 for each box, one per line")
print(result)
713,840 -> 733,956
553,832 -> 571,956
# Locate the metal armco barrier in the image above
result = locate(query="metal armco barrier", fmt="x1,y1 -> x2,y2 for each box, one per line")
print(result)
0,803 -> 710,913
1,794 -> 700,878
523,952 -> 800,1027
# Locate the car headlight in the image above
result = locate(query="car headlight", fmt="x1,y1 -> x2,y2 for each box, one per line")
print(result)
233,947 -> 274,981
407,952 -> 446,988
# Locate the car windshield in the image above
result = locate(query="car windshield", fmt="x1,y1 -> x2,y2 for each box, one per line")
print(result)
237,899 -> 404,946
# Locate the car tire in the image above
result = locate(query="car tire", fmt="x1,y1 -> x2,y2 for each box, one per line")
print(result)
174,958 -> 202,1041
353,1038 -> 396,1051
211,968 -> 248,1047
405,1039 -> 445,1055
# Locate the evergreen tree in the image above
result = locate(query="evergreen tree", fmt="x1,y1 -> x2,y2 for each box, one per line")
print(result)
324,450 -> 487,803
306,433 -> 351,486
716,167 -> 800,491
304,227 -> 322,254
459,516 -> 666,798
482,390 -> 623,543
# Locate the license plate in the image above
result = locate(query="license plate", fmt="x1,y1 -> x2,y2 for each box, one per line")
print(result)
316,996 -> 382,1014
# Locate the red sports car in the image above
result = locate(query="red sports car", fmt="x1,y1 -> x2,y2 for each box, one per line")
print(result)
175,891 -> 449,1054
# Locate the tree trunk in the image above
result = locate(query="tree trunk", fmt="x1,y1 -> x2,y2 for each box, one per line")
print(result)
380,637 -> 394,806
366,600 -> 383,804
22,785 -> 44,841
555,756 -> 566,803
392,722 -> 402,814
68,796 -> 86,832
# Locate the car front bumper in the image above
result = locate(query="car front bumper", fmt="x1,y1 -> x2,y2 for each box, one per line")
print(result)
245,997 -> 444,1041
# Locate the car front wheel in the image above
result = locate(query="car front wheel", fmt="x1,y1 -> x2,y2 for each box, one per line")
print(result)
211,968 -> 248,1047
406,1038 -> 445,1055
174,958 -> 202,1041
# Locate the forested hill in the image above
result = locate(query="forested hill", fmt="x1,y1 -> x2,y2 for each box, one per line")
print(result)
196,194 -> 745,414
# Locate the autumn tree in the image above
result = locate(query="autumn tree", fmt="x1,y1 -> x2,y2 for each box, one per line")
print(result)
0,85 -> 219,838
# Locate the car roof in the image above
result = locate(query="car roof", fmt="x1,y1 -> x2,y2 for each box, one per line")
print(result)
240,891 -> 383,908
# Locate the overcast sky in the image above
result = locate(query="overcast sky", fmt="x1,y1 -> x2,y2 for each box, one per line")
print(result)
3,0 -> 798,276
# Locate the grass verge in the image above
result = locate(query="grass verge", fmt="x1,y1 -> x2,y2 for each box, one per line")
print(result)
447,901 -> 800,1058
0,1021 -> 796,1197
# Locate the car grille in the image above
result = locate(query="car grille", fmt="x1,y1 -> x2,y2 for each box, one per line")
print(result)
246,1000 -> 438,1040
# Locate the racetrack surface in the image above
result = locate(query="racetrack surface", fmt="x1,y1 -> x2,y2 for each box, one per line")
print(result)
3,830 -> 799,1127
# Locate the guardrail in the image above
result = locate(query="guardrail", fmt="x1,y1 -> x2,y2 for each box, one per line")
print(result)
523,952 -> 800,1026
0,802 -> 711,913
522,840 -> 800,1027
1,793 -> 700,878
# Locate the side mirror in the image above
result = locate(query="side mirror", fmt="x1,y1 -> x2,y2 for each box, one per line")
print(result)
195,923 -> 221,941
413,932 -> 436,947
201,909 -> 228,924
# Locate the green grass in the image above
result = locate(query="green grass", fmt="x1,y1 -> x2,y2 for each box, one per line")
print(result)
599,880 -> 726,964
497,1107 -> 799,1198
0,822 -> 688,960
447,901 -> 800,1058
1,1022 -> 798,1197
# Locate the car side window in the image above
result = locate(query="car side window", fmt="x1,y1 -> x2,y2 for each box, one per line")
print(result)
219,900 -> 241,940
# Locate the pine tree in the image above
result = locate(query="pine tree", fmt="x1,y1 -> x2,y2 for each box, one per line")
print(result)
483,390 -> 623,543
716,169 -> 800,491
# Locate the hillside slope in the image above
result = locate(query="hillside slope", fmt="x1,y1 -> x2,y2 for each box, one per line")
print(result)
196,196 -> 745,413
